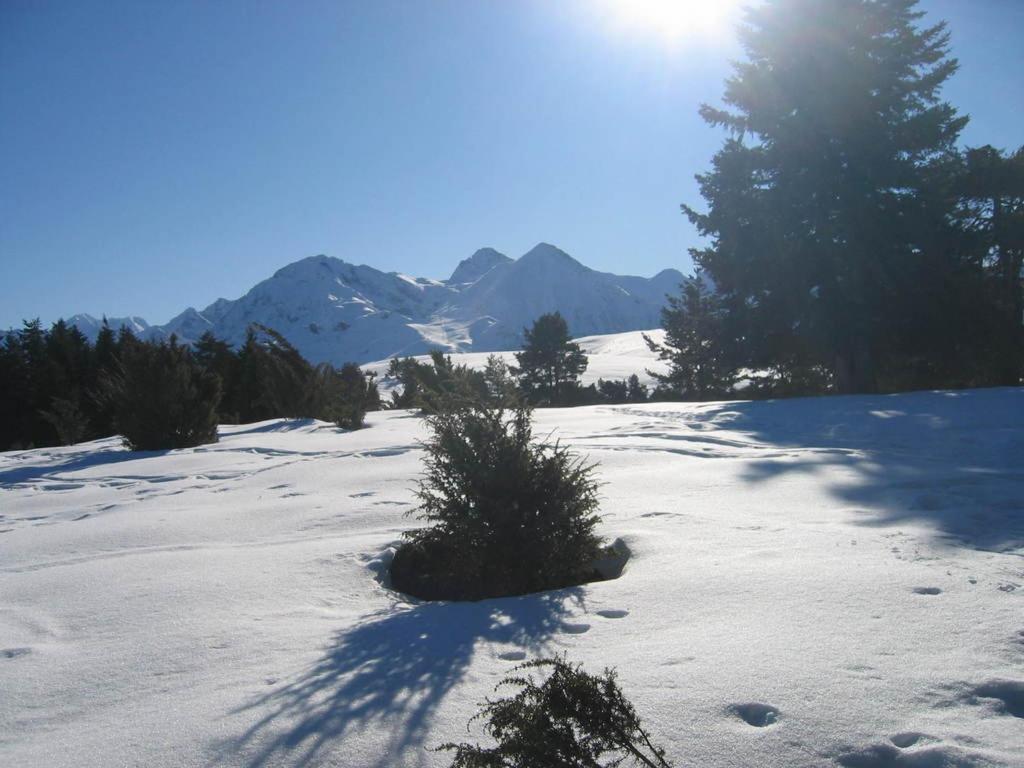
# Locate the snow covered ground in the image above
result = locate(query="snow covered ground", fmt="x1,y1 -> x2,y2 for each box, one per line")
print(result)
2,387 -> 1023,767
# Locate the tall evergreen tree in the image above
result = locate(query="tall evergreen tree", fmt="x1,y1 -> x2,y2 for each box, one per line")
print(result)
514,312 -> 588,405
90,320 -> 120,436
685,0 -> 968,393
645,275 -> 736,400
955,145 -> 1024,384
194,331 -> 241,420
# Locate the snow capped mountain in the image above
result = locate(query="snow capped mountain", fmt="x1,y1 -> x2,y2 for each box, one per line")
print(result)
65,244 -> 686,365
64,314 -> 159,340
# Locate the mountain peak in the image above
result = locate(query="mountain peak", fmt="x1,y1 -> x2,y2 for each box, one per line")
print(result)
272,254 -> 346,280
517,242 -> 582,270
448,248 -> 511,285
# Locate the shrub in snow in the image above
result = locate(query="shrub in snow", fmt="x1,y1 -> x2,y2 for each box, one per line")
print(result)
390,403 -> 603,600
386,351 -> 496,413
104,338 -> 222,450
439,657 -> 673,767
330,362 -> 378,430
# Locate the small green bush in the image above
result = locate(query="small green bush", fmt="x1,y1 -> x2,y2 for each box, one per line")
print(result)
331,362 -> 378,430
439,657 -> 673,767
390,404 -> 602,600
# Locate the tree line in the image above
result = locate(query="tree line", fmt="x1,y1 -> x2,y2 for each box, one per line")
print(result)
0,320 -> 379,451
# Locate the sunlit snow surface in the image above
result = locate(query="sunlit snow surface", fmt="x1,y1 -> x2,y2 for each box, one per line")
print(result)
2,388 -> 1023,767
364,329 -> 671,398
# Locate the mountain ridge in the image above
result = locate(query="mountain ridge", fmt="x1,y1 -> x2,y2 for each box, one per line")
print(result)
66,244 -> 685,365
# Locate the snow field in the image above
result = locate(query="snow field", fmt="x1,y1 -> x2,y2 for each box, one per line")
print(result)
1,387 -> 1022,767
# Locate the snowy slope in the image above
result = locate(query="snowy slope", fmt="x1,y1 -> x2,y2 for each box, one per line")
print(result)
363,328 -> 669,398
64,245 -> 685,366
2,388 -> 1023,767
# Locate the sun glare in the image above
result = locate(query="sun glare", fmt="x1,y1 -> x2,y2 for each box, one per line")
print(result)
594,0 -> 742,49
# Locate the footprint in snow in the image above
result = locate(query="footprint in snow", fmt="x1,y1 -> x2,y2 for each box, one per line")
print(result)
889,732 -> 931,748
971,680 -> 1024,718
729,702 -> 779,727
561,623 -> 591,635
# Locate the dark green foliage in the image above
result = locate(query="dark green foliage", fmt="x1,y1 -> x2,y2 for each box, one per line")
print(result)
330,362 -> 379,429
0,319 -> 378,451
439,657 -> 672,768
597,378 -> 628,403
390,404 -> 603,601
514,313 -> 588,405
40,397 -> 89,446
194,331 -> 242,421
951,145 -> 1024,385
482,355 -> 521,406
386,351 -> 495,413
644,276 -> 736,401
104,337 -> 222,451
249,325 -> 320,419
683,0 -> 1001,393
595,375 -> 648,404
208,325 -> 379,426
626,374 -> 648,403
0,318 -> 127,450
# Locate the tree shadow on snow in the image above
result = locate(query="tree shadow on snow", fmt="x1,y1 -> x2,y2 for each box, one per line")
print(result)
221,589 -> 583,768
678,387 -> 1024,552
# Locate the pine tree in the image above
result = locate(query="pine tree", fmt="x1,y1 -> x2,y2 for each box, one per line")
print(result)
482,354 -> 520,405
194,331 -> 240,420
626,374 -> 648,403
90,320 -> 120,437
685,0 -> 968,393
0,329 -> 29,449
514,312 -> 588,405
390,403 -> 603,600
645,276 -> 735,400
955,145 -> 1024,384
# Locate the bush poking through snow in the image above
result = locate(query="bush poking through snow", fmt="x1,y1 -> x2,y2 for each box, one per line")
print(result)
103,338 -> 222,451
438,657 -> 673,768
390,404 -> 603,600
329,362 -> 377,430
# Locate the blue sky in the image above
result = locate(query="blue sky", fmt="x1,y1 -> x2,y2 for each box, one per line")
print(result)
2,0 -> 1022,329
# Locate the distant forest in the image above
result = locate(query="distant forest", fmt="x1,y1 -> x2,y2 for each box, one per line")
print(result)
0,323 -> 380,451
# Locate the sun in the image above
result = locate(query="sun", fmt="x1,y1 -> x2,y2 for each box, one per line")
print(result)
593,0 -> 743,49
